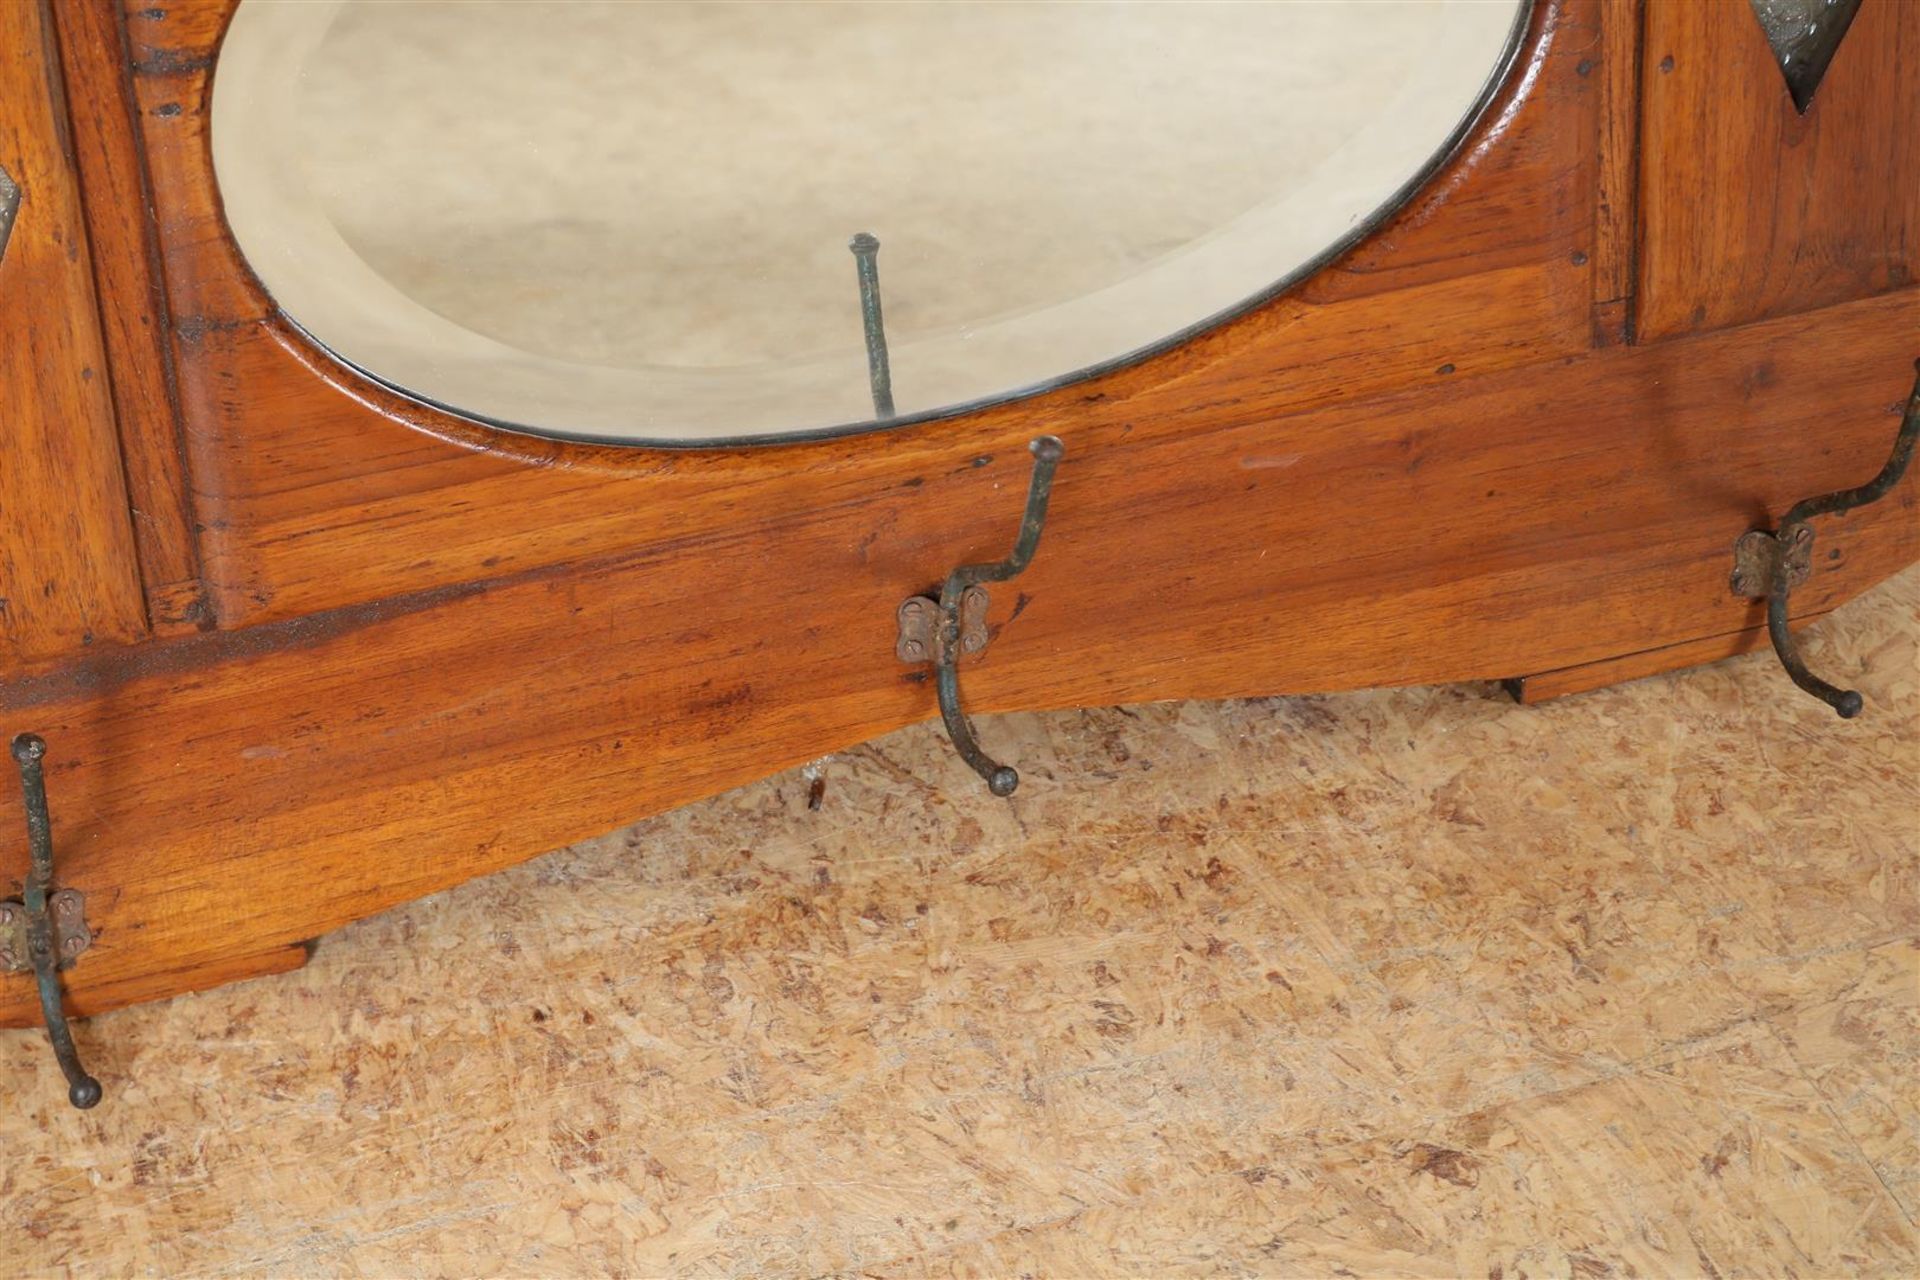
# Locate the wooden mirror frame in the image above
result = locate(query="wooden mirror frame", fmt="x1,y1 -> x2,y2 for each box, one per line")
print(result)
1,0 -> 1915,1028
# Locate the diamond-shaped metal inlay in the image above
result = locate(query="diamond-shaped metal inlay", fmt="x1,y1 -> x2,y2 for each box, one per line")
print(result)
0,164 -> 19,268
1749,0 -> 1863,114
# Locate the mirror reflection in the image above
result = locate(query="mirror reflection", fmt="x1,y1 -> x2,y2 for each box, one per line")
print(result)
213,0 -> 1529,446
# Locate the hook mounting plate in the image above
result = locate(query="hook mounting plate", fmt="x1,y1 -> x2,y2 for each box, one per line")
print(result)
1730,523 -> 1814,599
896,586 -> 990,665
0,889 -> 91,974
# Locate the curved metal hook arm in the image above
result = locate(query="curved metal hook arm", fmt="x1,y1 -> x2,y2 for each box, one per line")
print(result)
1740,361 -> 1920,719
896,437 -> 1065,797
937,436 -> 1064,796
1780,364 -> 1920,530
12,735 -> 101,1109
940,436 -> 1065,605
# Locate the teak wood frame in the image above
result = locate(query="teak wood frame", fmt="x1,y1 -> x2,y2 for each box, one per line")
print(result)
0,0 -> 1916,1029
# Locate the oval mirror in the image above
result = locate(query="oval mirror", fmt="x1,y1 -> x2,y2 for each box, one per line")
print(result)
212,0 -> 1530,447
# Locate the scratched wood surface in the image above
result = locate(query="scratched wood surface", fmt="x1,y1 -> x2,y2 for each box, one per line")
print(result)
3,565 -> 1914,1277
0,0 -> 147,664
1635,0 -> 1920,342
1,0 -> 1916,1025
1588,0 -> 1642,345
0,296 -> 1915,1029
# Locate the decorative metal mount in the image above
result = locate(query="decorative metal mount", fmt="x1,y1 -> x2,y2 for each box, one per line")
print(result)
897,586 -> 990,667
3,735 -> 102,1109
1732,360 -> 1920,718
0,163 -> 20,268
849,232 -> 895,419
897,436 -> 1066,797
1748,0 -> 1863,115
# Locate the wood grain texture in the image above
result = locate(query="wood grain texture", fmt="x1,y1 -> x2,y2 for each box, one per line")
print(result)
50,0 -> 209,634
5,941 -> 310,1022
123,0 -> 1605,629
1504,611 -> 1829,703
1636,0 -> 1920,342
0,0 -> 1909,1023
0,0 -> 146,665
1,293 -> 1915,1028
1590,0 -> 1642,344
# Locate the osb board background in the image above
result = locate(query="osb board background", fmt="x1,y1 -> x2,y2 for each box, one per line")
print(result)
4,567 -> 1917,1279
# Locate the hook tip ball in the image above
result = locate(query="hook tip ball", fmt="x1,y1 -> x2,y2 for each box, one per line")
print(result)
988,767 -> 1020,797
10,734 -> 46,763
1835,691 -> 1864,719
69,1077 -> 102,1109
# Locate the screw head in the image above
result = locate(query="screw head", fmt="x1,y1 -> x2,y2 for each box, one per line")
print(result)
62,934 -> 84,957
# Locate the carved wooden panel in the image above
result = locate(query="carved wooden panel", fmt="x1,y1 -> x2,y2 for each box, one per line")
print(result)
0,0 -> 147,666
52,0 -> 210,634
1637,0 -> 1919,341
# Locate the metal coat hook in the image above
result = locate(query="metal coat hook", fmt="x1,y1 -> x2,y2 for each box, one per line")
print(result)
849,232 -> 895,419
897,436 -> 1065,796
2,734 -> 101,1109
1731,360 -> 1920,718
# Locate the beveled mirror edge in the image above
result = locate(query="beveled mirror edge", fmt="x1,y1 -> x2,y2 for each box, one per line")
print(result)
215,0 -> 1539,453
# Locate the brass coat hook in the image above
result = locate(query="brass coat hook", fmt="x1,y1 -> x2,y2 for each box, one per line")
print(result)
898,436 -> 1065,795
1731,360 -> 1920,717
